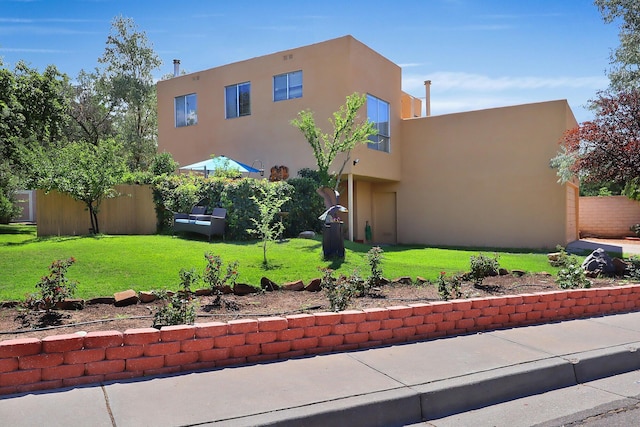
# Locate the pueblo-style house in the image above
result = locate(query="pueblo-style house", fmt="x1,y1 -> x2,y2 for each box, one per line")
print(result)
157,35 -> 578,249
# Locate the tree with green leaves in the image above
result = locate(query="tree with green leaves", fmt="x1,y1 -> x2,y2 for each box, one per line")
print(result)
66,69 -> 117,146
0,59 -> 72,222
247,182 -> 291,266
31,139 -> 127,234
98,15 -> 162,171
291,93 -> 376,194
595,0 -> 640,90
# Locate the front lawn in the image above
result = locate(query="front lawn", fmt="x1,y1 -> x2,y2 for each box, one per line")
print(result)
0,225 -> 560,301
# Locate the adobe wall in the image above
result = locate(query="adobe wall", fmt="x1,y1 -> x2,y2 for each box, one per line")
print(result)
2,285 -> 639,395
580,196 -> 640,238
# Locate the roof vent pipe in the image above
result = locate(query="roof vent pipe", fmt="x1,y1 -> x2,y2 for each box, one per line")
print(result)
424,80 -> 432,117
173,59 -> 180,77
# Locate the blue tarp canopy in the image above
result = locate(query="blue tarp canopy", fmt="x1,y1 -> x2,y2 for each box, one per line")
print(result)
179,156 -> 259,176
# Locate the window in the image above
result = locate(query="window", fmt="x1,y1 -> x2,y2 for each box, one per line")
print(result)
225,82 -> 251,118
175,93 -> 197,127
273,70 -> 302,101
367,94 -> 390,152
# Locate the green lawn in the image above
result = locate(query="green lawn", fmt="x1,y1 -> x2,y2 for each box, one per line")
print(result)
0,224 -> 561,301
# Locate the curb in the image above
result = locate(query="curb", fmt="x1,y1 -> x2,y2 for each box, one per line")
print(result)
224,341 -> 640,426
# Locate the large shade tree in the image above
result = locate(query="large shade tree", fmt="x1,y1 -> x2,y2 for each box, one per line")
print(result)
551,89 -> 640,198
595,0 -> 640,90
98,15 -> 162,171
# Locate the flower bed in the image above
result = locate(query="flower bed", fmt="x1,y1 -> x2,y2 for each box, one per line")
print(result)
1,284 -> 639,395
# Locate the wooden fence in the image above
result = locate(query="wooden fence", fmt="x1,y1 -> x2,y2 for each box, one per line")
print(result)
36,185 -> 157,237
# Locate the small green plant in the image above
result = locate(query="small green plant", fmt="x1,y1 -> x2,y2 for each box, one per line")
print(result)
630,224 -> 640,237
436,271 -> 462,301
153,268 -> 199,328
203,252 -> 239,305
469,253 -> 500,285
626,256 -> 640,280
31,258 -> 78,311
556,256 -> 591,289
549,245 -> 571,267
320,267 -> 359,311
365,246 -> 384,288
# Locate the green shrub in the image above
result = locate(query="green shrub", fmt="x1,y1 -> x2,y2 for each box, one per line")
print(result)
283,176 -> 324,235
153,268 -> 199,328
556,256 -> 591,289
436,271 -> 462,301
320,268 -> 359,312
631,224 -> 640,238
626,256 -> 640,280
469,253 -> 500,284
29,258 -> 78,311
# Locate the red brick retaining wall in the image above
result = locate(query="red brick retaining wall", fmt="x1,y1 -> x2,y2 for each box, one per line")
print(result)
2,285 -> 640,395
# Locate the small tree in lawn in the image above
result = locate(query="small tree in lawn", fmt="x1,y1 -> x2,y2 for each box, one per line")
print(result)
247,182 -> 291,266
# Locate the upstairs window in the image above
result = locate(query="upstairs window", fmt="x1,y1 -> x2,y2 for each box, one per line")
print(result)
175,93 -> 197,127
225,82 -> 251,118
367,94 -> 390,152
273,70 -> 302,101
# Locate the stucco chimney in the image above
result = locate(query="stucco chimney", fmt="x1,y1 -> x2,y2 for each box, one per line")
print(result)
173,59 -> 180,77
424,80 -> 432,117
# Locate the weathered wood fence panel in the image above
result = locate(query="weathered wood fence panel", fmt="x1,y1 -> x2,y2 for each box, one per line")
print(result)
579,196 -> 640,238
36,185 -> 156,236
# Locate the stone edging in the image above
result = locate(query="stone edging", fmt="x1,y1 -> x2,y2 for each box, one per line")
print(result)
1,284 -> 639,395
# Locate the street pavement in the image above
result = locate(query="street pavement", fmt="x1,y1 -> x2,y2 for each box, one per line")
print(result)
2,311 -> 640,426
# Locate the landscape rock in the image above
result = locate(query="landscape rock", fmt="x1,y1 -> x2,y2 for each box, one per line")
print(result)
86,297 -> 116,305
304,278 -> 322,292
547,252 -> 561,263
114,289 -> 138,307
298,231 -> 316,239
194,289 -> 212,296
55,299 -> 84,310
138,291 -> 156,303
498,268 -> 509,276
612,258 -> 628,276
581,248 -> 616,275
512,270 -> 526,277
282,280 -> 305,291
415,276 -> 428,284
220,285 -> 233,294
392,276 -> 413,286
260,277 -> 280,291
233,283 -> 259,296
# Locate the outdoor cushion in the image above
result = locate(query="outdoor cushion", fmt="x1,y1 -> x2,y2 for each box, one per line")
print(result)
194,220 -> 211,226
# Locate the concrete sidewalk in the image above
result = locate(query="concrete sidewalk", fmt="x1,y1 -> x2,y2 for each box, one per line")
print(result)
2,312 -> 640,426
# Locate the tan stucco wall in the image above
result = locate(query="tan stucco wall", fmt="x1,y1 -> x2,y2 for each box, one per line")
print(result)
394,100 -> 577,249
158,35 -> 403,183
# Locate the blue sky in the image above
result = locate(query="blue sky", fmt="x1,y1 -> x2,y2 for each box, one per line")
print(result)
0,0 -> 621,122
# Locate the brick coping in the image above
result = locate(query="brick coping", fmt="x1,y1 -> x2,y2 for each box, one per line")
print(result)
1,284 -> 639,395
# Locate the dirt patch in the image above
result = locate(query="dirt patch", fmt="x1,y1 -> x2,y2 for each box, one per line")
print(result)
0,274 -> 633,341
